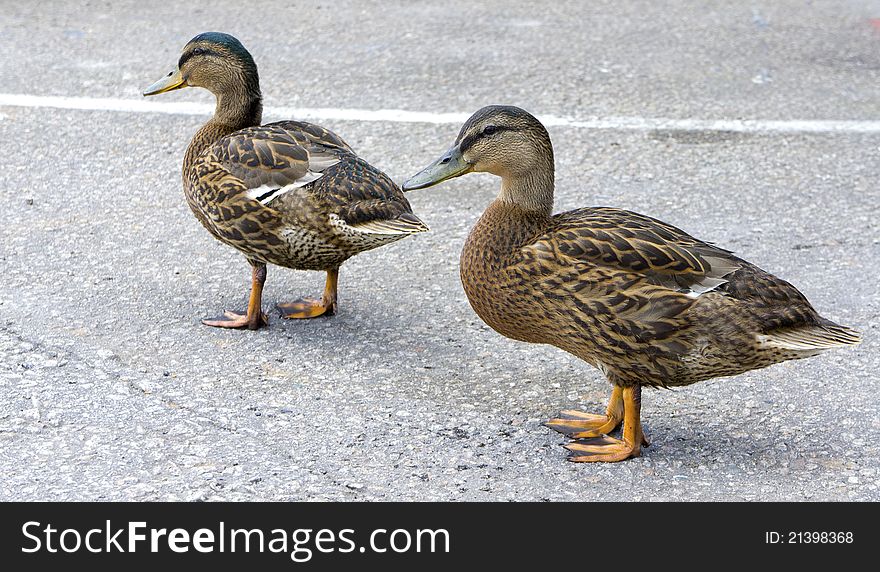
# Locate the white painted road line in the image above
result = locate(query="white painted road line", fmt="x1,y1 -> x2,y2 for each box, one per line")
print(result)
1,92 -> 879,134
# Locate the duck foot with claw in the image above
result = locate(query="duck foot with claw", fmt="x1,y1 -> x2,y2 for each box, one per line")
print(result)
563,385 -> 647,463
545,386 -> 651,446
202,263 -> 269,330
277,268 -> 338,319
202,310 -> 269,329
545,386 -> 624,438
565,436 -> 640,463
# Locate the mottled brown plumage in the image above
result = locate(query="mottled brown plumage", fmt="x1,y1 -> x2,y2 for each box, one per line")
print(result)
144,32 -> 426,329
404,105 -> 861,462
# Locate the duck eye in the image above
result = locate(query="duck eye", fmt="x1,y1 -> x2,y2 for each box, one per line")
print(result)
482,125 -> 498,136
192,47 -> 206,56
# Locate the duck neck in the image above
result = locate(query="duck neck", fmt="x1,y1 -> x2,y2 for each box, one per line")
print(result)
497,155 -> 555,218
184,82 -> 263,168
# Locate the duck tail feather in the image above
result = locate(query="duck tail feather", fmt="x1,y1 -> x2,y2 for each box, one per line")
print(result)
759,323 -> 862,351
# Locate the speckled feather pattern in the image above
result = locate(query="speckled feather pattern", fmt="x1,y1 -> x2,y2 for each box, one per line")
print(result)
183,120 -> 426,270
461,201 -> 856,388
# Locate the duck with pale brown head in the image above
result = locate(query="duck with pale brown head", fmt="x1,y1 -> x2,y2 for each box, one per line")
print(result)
404,105 -> 861,463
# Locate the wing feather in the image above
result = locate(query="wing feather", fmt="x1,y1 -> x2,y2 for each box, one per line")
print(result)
530,207 -> 740,298
203,124 -> 348,206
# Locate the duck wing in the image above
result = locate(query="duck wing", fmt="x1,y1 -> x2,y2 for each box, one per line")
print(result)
520,207 -> 858,353
202,123 -> 351,207
526,206 -> 740,299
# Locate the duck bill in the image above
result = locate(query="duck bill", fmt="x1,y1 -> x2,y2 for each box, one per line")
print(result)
402,145 -> 472,191
143,69 -> 187,96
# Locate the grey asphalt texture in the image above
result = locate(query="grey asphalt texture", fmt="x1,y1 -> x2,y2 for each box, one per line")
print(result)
1,1 -> 878,501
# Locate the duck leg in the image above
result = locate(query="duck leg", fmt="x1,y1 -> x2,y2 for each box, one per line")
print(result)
563,385 -> 647,462
202,262 -> 269,330
277,267 -> 339,319
544,386 -> 624,438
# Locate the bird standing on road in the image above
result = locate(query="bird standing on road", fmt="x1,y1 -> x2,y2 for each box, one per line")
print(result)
404,105 -> 861,462
144,33 -> 427,329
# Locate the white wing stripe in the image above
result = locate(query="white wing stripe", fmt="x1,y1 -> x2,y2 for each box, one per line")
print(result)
245,171 -> 325,205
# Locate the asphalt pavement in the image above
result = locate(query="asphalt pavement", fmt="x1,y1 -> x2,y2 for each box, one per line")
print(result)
0,1 -> 878,501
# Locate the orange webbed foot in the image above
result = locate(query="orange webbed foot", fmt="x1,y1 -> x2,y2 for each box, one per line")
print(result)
202,310 -> 268,330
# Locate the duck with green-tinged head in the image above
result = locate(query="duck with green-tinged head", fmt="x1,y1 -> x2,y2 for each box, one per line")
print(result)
144,33 -> 427,330
404,105 -> 861,463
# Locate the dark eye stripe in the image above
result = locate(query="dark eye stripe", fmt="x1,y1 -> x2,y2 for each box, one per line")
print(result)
178,47 -> 214,68
482,125 -> 510,138
459,125 -> 510,152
